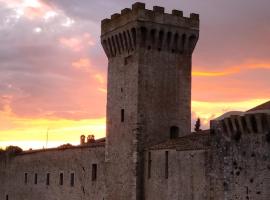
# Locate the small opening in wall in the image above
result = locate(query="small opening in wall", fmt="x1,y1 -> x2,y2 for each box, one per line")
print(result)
165,151 -> 169,179
24,173 -> 28,184
170,126 -> 179,139
34,173 -> 38,184
92,164 -> 97,181
6,195 -> 8,200
121,109 -> 125,122
70,173 -> 75,187
46,173 -> 50,186
148,152 -> 152,179
222,120 -> 227,133
60,173 -> 64,185
266,131 -> 270,143
121,88 -> 123,93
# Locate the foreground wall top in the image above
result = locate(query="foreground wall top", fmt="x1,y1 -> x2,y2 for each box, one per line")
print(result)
101,2 -> 199,34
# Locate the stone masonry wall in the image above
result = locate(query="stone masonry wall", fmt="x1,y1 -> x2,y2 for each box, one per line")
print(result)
144,149 -> 209,200
101,3 -> 199,199
210,112 -> 270,200
0,146 -> 105,200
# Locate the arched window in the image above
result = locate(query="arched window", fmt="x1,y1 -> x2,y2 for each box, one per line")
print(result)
170,126 -> 179,139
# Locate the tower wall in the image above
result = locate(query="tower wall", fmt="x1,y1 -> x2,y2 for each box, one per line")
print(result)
101,3 -> 199,199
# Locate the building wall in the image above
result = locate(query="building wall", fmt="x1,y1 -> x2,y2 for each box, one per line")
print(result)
210,113 -> 270,200
0,146 -> 105,200
101,3 -> 199,199
144,149 -> 209,200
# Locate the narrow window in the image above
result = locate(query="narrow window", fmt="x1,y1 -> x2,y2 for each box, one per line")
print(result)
148,152 -> 152,179
170,126 -> 179,139
121,109 -> 125,122
70,173 -> 75,187
165,151 -> 169,179
24,173 -> 28,184
6,195 -> 8,200
59,173 -> 63,185
34,173 -> 37,184
46,173 -> 50,186
92,164 -> 97,181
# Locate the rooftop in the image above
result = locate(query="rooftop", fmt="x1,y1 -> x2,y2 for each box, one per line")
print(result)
18,138 -> 106,156
247,100 -> 270,112
149,130 -> 210,151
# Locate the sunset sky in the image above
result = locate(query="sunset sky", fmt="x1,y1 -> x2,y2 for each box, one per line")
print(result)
0,0 -> 269,150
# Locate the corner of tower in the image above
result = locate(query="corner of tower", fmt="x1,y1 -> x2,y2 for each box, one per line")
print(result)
101,2 -> 200,58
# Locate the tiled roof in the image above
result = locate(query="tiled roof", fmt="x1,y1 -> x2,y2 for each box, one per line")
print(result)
19,139 -> 106,155
247,100 -> 270,112
149,130 -> 210,151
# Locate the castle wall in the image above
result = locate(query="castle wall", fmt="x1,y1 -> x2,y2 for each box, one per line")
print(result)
0,146 -> 105,200
144,149 -> 209,200
210,113 -> 270,200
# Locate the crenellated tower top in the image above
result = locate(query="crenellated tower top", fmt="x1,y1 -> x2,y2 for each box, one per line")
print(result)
101,2 -> 199,58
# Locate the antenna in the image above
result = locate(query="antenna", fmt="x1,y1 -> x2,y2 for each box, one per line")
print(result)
46,128 -> 49,148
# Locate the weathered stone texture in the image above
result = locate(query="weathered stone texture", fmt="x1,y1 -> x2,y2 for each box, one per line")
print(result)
0,146 -> 105,200
210,112 -> 270,200
101,2 -> 199,199
144,149 -> 209,200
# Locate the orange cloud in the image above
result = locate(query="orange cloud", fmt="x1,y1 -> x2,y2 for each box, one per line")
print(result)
191,98 -> 269,128
193,61 -> 270,77
72,58 -> 91,70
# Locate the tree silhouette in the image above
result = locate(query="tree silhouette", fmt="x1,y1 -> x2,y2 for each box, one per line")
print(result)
194,118 -> 202,132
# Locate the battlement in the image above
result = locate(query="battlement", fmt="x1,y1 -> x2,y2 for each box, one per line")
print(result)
101,3 -> 199,58
102,2 -> 199,34
211,111 -> 270,142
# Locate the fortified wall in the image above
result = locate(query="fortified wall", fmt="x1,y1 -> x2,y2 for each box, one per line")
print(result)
210,107 -> 270,199
0,141 -> 105,200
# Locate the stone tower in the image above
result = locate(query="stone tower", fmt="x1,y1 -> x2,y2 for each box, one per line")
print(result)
101,2 -> 199,200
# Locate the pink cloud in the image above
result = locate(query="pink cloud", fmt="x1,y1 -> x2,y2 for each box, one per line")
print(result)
72,58 -> 91,71
59,33 -> 95,52
0,0 -> 57,20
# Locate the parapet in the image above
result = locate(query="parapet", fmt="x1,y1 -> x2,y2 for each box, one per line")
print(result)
101,3 -> 199,58
211,110 -> 270,142
101,2 -> 199,35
